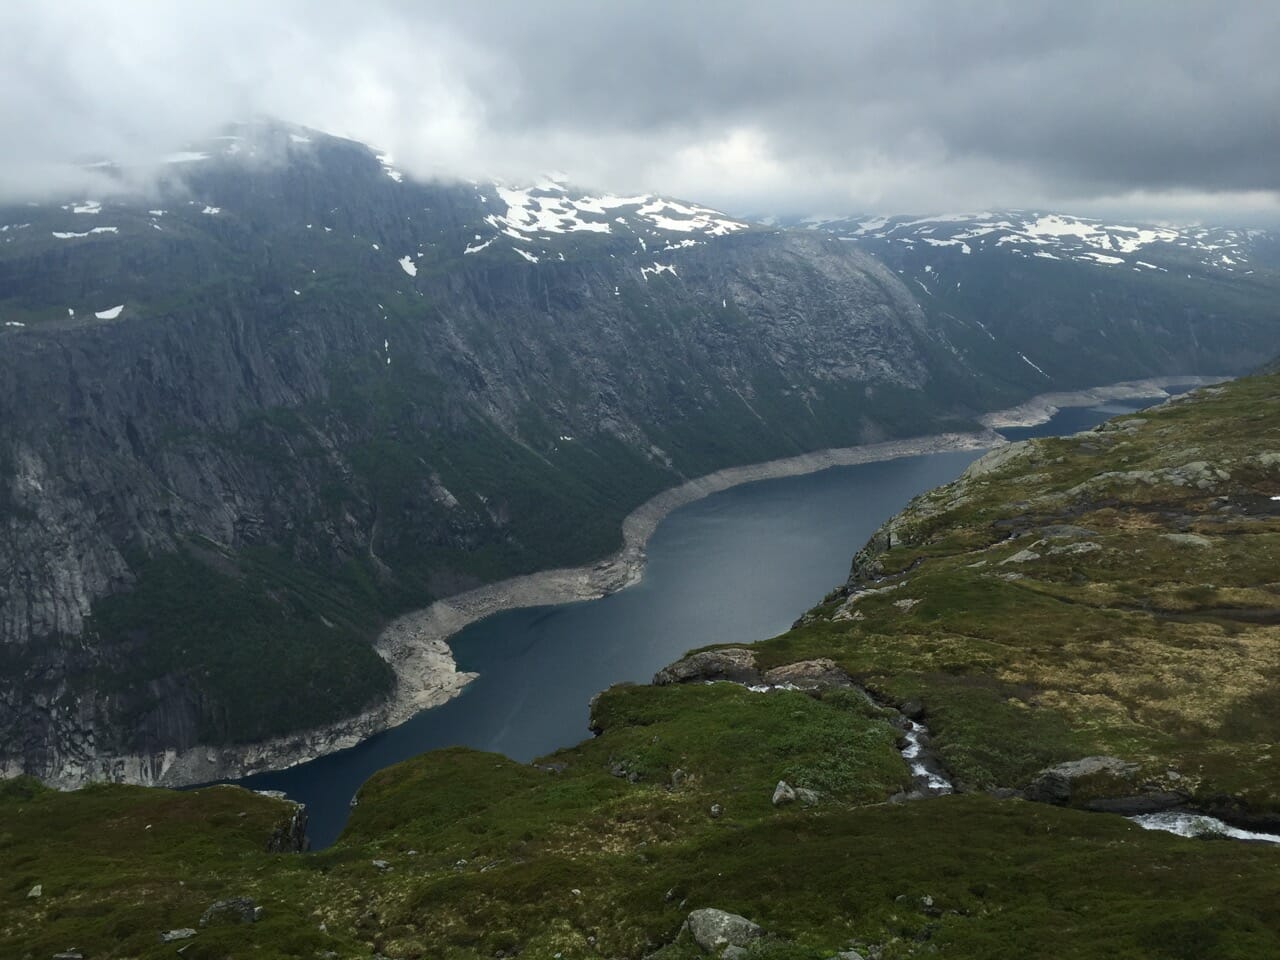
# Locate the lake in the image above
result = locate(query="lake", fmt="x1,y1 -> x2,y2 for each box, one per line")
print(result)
236,394 -> 1171,847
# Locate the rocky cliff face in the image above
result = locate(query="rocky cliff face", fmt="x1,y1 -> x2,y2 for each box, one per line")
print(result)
0,121 -> 1274,783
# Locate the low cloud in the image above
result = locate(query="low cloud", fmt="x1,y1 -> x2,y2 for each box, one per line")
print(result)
1,0 -> 1276,222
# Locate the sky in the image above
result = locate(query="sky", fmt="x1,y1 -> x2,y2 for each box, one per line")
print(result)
1,0 -> 1278,222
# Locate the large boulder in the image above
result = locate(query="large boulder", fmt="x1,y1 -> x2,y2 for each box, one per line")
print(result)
686,908 -> 763,954
654,649 -> 761,686
762,659 -> 857,690
1025,756 -> 1138,805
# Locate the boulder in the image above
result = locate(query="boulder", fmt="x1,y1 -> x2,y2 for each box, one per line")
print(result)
1025,756 -> 1138,805
27,884 -> 41,899
200,896 -> 260,926
762,658 -> 856,690
654,649 -> 761,686
772,780 -> 797,806
796,787 -> 822,807
158,929 -> 197,943
686,908 -> 763,954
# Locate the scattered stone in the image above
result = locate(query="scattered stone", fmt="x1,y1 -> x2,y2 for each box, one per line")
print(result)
709,803 -> 723,819
200,896 -> 261,926
159,929 -> 197,943
52,952 -> 84,960
372,859 -> 392,871
1162,533 -> 1212,548
900,700 -> 925,721
1045,541 -> 1101,556
671,768 -> 687,788
686,907 -> 763,954
654,648 -> 761,686
833,951 -> 866,960
1001,548 -> 1041,564
893,598 -> 921,612
27,884 -> 41,898
772,780 -> 797,806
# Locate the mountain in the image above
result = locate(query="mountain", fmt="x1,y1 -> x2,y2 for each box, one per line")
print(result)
3,374 -> 1279,958
786,210 -> 1280,388
0,121 -> 1277,786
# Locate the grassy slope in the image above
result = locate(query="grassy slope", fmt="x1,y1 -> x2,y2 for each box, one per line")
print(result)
4,376 -> 1280,958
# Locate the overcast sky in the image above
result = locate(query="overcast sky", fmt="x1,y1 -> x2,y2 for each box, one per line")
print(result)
2,0 -> 1277,221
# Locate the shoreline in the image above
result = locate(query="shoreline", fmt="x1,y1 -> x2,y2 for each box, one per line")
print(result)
51,374 -> 1218,788
979,375 -> 1228,429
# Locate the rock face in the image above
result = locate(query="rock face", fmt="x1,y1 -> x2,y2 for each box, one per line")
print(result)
265,803 -> 309,853
686,908 -> 764,954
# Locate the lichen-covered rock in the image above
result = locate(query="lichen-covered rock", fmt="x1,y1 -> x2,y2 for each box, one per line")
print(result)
761,658 -> 856,690
686,907 -> 763,954
1026,756 -> 1139,805
199,896 -> 260,926
772,780 -> 797,806
653,649 -> 760,686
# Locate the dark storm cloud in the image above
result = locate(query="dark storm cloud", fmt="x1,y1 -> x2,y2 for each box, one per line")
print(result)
1,0 -> 1276,218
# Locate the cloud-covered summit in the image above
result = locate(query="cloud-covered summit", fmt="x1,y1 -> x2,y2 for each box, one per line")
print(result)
2,0 -> 1277,221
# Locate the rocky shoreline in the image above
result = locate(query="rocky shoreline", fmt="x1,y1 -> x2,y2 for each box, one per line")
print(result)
979,375 -> 1227,429
50,375 -> 1216,789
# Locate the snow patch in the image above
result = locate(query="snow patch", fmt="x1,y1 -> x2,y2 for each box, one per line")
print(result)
398,256 -> 418,276
94,304 -> 124,320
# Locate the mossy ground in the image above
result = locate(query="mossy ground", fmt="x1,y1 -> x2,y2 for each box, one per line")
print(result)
5,376 -> 1280,957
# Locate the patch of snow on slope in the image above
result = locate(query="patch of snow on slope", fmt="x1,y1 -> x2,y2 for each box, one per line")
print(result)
201,206 -> 221,215
1019,353 -> 1050,377
513,247 -> 540,264
640,262 -> 677,280
464,237 -> 496,254
398,256 -> 418,276
375,153 -> 405,183
1078,252 -> 1125,265
94,304 -> 124,320
163,152 -> 209,164
71,200 -> 101,215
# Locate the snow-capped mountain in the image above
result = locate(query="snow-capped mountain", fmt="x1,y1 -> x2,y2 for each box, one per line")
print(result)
799,210 -> 1275,278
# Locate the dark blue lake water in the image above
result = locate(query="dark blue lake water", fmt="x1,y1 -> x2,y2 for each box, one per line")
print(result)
236,394 -> 1169,847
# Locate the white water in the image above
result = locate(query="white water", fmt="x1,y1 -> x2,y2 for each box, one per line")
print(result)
901,720 -> 953,795
1130,812 -> 1280,844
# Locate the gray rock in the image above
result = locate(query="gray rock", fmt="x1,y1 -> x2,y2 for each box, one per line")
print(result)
1162,533 -> 1212,548
709,803 -> 723,819
52,953 -> 84,960
796,787 -> 822,806
1026,756 -> 1138,805
899,700 -> 925,721
372,859 -> 392,871
654,649 -> 761,686
159,928 -> 197,943
722,947 -> 749,960
27,883 -> 41,898
772,780 -> 797,806
686,907 -> 763,953
761,658 -> 856,690
200,896 -> 260,926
